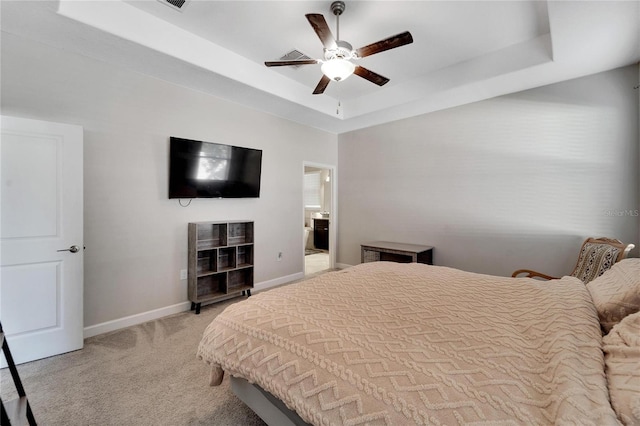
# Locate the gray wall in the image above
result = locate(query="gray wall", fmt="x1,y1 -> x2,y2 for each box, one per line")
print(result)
338,65 -> 639,277
3,29 -> 638,332
1,33 -> 338,329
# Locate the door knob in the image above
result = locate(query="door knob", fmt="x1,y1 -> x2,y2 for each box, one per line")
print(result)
58,245 -> 80,253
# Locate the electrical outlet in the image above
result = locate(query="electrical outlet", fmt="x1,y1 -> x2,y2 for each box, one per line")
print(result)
277,252 -> 283,261
180,269 -> 187,280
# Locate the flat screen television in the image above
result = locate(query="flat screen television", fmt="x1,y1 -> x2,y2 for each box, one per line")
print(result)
169,137 -> 262,199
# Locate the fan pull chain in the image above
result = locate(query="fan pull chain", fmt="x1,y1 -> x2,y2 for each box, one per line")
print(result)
336,100 -> 341,115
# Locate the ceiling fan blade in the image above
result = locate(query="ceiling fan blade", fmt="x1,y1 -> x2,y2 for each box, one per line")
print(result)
355,31 -> 413,58
264,59 -> 319,67
354,66 -> 389,86
305,13 -> 337,49
312,75 -> 331,95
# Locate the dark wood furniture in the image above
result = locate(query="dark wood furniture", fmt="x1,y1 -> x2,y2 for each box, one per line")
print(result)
1,321 -> 37,425
361,241 -> 433,265
313,218 -> 329,250
188,221 -> 254,314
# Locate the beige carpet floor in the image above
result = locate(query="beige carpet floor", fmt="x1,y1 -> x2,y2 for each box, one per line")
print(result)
1,298 -> 267,426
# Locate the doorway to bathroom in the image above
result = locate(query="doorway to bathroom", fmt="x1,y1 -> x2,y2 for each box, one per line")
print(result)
303,163 -> 335,276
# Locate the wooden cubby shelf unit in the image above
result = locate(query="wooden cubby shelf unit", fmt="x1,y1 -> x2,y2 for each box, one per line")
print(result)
188,221 -> 254,314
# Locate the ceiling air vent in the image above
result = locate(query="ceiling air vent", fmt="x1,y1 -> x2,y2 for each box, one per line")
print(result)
158,0 -> 188,11
279,49 -> 312,69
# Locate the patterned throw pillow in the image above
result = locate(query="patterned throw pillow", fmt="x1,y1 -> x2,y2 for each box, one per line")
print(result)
571,242 -> 620,284
602,311 -> 640,425
586,258 -> 640,333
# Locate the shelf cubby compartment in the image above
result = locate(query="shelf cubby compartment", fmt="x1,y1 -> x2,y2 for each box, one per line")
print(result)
196,222 -> 227,250
196,249 -> 217,275
196,273 -> 227,300
236,244 -> 254,268
228,222 -> 254,246
217,247 -> 237,271
228,267 -> 254,293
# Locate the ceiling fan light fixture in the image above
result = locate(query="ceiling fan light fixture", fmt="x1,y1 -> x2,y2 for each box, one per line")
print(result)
265,3 -> 413,95
321,59 -> 355,81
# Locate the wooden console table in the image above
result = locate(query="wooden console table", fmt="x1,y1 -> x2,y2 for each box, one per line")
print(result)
361,241 -> 433,265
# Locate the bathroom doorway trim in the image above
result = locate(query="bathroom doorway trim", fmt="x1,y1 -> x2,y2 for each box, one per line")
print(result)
302,161 -> 337,274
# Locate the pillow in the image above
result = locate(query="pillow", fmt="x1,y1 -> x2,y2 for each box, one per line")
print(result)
571,242 -> 621,283
586,258 -> 640,333
602,311 -> 640,425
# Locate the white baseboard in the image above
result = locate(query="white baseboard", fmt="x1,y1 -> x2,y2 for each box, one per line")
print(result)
83,272 -> 305,339
336,263 -> 353,270
83,301 -> 192,339
253,272 -> 304,292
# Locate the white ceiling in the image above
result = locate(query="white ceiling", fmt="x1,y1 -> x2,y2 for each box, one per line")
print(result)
2,1 -> 639,134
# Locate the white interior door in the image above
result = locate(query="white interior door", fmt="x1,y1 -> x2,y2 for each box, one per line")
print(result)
1,115 -> 83,364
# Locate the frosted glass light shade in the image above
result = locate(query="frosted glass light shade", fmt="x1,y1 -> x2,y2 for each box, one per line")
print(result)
321,59 -> 355,81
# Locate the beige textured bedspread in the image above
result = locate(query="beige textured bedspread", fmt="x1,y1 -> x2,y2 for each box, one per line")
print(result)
197,262 -> 619,425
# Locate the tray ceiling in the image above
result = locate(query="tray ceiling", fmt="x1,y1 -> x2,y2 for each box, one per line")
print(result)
2,1 -> 639,133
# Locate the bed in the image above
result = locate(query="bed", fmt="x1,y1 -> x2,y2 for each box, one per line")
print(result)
197,260 -> 640,425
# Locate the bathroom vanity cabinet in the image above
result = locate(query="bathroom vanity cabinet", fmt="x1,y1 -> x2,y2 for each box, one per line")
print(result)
313,218 -> 329,250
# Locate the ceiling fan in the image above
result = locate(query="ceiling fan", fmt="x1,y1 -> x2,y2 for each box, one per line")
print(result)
264,1 -> 413,95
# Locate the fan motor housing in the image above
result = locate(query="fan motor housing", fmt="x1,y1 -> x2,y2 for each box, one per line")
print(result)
324,40 -> 354,61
